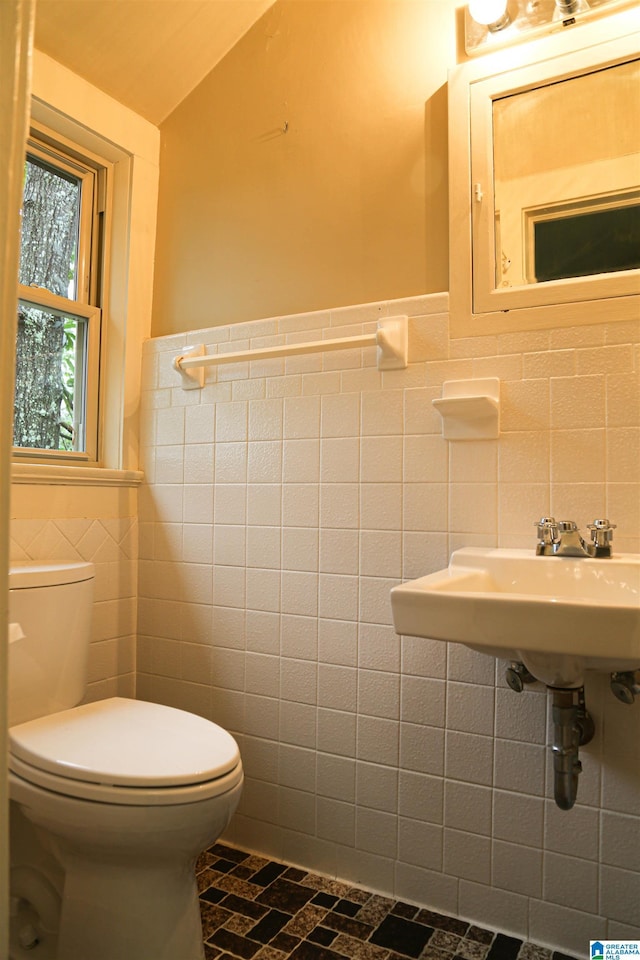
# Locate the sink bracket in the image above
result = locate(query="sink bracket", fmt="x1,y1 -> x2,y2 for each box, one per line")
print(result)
505,661 -> 537,693
610,670 -> 640,704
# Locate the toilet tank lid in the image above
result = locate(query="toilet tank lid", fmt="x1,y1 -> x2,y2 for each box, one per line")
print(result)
9,561 -> 94,589
9,697 -> 240,787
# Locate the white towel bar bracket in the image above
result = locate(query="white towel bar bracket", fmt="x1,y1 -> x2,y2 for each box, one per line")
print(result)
174,315 -> 408,390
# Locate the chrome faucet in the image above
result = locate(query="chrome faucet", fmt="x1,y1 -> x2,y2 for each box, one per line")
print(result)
535,517 -> 616,558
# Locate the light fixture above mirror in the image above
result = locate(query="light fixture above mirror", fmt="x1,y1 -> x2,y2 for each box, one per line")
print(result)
468,0 -> 511,32
465,0 -> 637,56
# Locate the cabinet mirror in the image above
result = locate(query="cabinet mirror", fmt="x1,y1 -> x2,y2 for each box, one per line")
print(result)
448,9 -> 640,336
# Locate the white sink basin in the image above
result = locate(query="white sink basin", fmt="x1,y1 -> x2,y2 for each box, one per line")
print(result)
391,547 -> 640,687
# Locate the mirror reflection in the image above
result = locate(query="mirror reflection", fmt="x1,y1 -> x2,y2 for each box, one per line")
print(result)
492,57 -> 640,290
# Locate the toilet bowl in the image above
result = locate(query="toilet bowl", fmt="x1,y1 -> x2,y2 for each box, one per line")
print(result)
8,562 -> 244,960
9,698 -> 243,960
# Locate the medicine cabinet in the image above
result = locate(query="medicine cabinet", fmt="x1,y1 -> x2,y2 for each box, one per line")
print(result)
448,8 -> 640,337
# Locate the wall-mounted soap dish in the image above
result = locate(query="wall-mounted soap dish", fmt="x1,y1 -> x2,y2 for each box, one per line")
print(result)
432,378 -> 500,440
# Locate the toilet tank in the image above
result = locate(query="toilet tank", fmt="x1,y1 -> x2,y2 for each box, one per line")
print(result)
8,561 -> 95,726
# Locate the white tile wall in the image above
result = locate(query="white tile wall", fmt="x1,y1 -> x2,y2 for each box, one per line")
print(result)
10,516 -> 137,700
139,292 -> 640,956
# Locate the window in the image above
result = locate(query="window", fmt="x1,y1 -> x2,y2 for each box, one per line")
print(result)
527,193 -> 640,283
15,127 -> 105,463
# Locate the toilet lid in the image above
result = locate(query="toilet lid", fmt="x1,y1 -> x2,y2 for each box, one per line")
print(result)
9,698 -> 240,788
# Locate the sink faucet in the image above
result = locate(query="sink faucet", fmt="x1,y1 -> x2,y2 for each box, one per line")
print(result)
535,517 -> 616,558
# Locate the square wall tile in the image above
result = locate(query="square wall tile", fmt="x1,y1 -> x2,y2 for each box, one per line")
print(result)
445,780 -> 492,836
284,395 -> 321,438
320,437 -> 360,482
550,375 -> 606,429
362,390 -> 404,435
494,687 -> 547,744
444,829 -> 491,884
403,435 -> 448,483
279,700 -> 317,749
360,483 -> 402,531
550,429 -> 606,483
358,670 -> 400,720
398,770 -> 444,824
282,527 -> 318,572
398,817 -> 442,870
356,760 -> 398,813
493,738 -> 545,797
446,682 -> 495,737
399,722 -> 444,776
318,573 -> 359,622
401,676 -> 445,728
319,528 -> 359,575
316,752 -> 356,802
356,807 -> 398,858
493,789 -> 544,849
361,436 -> 403,483
543,851 -> 598,914
492,839 -> 542,898
321,393 -> 360,437
358,716 -> 400,767
317,708 -> 357,758
283,438 -> 320,483
318,664 -> 357,713
317,797 -> 355,846
318,618 -> 358,667
445,731 -> 494,788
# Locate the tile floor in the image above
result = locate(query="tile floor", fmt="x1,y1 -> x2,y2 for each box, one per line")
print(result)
197,844 -> 580,960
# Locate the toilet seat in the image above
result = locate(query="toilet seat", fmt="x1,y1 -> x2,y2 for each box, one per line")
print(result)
9,697 -> 243,806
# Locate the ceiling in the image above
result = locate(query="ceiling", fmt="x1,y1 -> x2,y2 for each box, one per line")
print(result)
34,0 -> 277,125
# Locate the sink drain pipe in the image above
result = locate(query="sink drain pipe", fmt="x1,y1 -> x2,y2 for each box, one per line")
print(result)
551,687 -> 594,811
505,664 -> 596,810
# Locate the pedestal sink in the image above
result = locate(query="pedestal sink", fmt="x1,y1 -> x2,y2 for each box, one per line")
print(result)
391,546 -> 640,810
390,547 -> 640,688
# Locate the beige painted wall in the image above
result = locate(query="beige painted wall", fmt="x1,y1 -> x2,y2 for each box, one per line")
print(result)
152,0 -> 457,336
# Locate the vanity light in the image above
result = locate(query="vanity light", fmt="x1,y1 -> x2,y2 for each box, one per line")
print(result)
464,0 -> 636,56
553,0 -> 591,16
468,0 -> 510,31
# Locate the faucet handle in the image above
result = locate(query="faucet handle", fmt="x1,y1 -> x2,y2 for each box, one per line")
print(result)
557,520 -> 578,532
587,519 -> 616,548
535,517 -> 559,543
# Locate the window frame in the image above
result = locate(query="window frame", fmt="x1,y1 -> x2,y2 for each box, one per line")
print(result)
13,123 -> 108,466
10,51 -> 161,487
15,287 -> 101,461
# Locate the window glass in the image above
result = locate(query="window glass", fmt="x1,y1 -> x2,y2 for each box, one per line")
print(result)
14,300 -> 88,452
19,156 -> 82,300
532,202 -> 640,282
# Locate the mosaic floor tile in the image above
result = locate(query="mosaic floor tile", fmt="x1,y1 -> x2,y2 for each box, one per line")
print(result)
197,844 -> 581,960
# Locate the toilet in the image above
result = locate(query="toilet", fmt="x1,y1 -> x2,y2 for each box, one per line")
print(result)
8,560 -> 243,960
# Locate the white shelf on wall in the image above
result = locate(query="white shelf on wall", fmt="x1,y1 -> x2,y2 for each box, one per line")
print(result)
432,378 -> 500,440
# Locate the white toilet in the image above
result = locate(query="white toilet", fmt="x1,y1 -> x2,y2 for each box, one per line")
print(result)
8,560 -> 243,960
